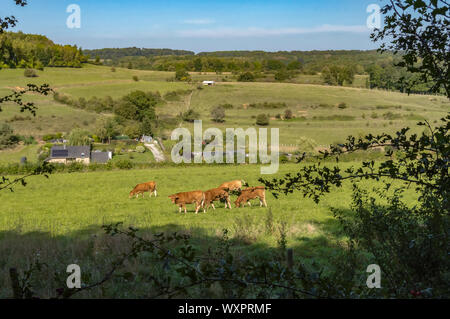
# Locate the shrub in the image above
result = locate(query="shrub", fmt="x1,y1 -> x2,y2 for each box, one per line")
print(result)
256,114 -> 270,126
211,106 -> 226,123
24,68 -> 38,78
136,146 -> 146,153
114,159 -> 134,170
284,109 -> 293,120
132,75 -> 139,82
338,102 -> 348,109
237,72 -> 255,82
181,109 -> 200,123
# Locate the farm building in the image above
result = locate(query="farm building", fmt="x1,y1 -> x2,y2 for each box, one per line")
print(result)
202,81 -> 215,86
46,145 -> 112,165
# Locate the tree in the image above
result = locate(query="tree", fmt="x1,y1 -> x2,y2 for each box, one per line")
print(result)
68,128 -> 91,146
371,0 -> 449,96
321,65 -> 355,86
0,0 -> 28,34
287,60 -> 303,71
115,91 -> 157,121
175,69 -> 191,81
211,106 -> 226,123
237,72 -> 255,82
0,123 -> 19,149
96,119 -> 119,144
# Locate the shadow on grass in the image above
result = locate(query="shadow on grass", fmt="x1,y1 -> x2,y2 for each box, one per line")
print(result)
0,207 -> 358,299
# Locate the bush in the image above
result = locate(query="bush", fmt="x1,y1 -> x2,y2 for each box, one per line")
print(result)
132,75 -> 139,82
256,114 -> 270,126
338,102 -> 348,109
175,69 -> 191,81
284,109 -> 293,120
211,106 -> 226,123
237,72 -> 255,82
181,109 -> 200,123
0,123 -> 20,149
136,146 -> 146,153
114,159 -> 134,170
24,69 -> 38,78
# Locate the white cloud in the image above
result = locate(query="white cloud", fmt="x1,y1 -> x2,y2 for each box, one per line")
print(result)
183,18 -> 215,25
177,25 -> 369,38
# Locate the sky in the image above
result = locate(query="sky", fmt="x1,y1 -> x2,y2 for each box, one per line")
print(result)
1,0 -> 384,52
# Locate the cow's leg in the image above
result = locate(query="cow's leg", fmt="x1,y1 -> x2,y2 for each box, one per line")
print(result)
183,205 -> 187,214
248,201 -> 252,207
154,190 -> 157,197
263,198 -> 267,207
178,206 -> 182,214
212,203 -> 216,210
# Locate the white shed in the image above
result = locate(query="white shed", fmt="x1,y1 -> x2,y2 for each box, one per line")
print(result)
202,81 -> 215,86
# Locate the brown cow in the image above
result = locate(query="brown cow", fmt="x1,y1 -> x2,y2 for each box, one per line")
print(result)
169,191 -> 205,214
129,182 -> 157,199
234,187 -> 267,208
219,180 -> 246,192
203,187 -> 232,211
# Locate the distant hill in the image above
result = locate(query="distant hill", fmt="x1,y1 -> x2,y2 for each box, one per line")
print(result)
0,32 -> 86,69
83,47 -> 195,60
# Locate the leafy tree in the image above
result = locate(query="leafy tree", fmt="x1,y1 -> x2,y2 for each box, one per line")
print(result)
211,106 -> 226,123
175,69 -> 191,81
0,123 -> 19,149
321,65 -> 355,86
115,91 -> 157,121
68,128 -> 91,146
371,0 -> 449,95
96,119 -> 119,144
140,115 -> 154,136
237,72 -> 255,82
287,60 -> 303,71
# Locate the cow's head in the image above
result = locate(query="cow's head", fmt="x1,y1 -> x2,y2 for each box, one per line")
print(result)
168,195 -> 178,203
129,190 -> 135,199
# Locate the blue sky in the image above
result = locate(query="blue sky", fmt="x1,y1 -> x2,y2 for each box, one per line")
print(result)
1,0 -> 384,52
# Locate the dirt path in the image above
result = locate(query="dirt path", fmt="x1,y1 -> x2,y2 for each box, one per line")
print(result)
145,142 -> 166,163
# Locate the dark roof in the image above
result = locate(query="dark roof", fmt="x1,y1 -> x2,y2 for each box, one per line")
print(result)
51,146 -> 90,159
91,151 -> 110,164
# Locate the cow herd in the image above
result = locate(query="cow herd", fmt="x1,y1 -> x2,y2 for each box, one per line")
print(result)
129,180 -> 268,214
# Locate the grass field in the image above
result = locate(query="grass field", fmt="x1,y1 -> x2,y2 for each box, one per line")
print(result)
1,65 -> 448,160
0,64 -> 447,298
0,163 -> 419,298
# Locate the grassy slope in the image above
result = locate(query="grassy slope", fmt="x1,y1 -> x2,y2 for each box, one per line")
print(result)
0,65 -> 445,297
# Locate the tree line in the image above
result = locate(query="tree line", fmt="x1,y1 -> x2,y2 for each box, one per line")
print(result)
0,32 -> 87,69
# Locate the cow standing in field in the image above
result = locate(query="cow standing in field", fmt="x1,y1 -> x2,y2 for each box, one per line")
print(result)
234,187 -> 267,208
169,191 -> 205,214
129,182 -> 157,199
203,187 -> 232,211
219,180 -> 246,193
